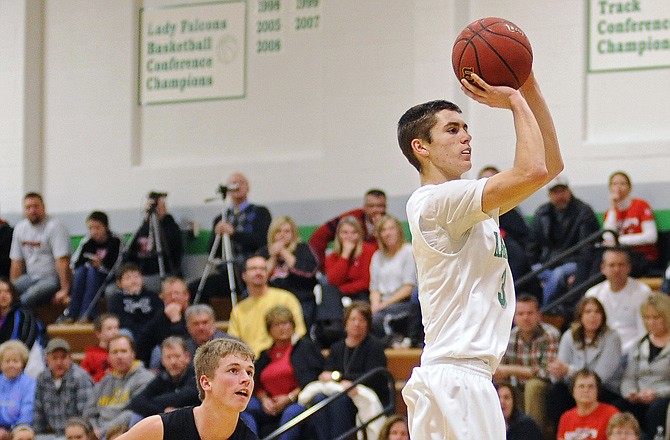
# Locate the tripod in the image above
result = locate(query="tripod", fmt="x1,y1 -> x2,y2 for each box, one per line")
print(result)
193,185 -> 239,307
78,194 -> 169,321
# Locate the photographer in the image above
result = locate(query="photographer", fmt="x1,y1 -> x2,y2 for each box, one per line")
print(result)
189,173 -> 271,304
124,192 -> 183,294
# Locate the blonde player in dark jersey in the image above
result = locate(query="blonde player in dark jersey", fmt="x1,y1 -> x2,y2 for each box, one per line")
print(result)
117,338 -> 258,440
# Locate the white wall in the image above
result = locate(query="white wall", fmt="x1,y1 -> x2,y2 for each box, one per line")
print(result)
1,0 -> 669,231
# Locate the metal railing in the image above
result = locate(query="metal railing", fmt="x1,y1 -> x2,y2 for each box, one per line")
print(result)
513,229 -> 618,313
262,366 -> 396,440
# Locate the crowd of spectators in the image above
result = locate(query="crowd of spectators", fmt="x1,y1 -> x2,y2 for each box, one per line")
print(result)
0,167 -> 668,439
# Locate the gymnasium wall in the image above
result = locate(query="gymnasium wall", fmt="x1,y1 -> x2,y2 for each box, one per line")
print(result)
1,0 -> 669,239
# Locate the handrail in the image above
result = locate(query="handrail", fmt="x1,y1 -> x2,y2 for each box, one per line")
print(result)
514,229 -> 618,290
540,271 -> 606,314
261,366 -> 396,440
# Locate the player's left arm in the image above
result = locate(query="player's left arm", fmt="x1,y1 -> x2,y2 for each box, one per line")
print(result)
463,73 -> 562,215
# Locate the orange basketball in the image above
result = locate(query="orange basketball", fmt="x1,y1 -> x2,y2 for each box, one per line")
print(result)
452,17 -> 533,89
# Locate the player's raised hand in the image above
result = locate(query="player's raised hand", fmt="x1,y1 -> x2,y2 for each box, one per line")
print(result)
460,73 -> 520,109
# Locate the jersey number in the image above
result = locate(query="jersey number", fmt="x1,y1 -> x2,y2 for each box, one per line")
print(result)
498,270 -> 507,308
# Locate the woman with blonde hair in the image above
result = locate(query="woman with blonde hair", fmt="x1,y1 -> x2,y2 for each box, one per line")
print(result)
619,293 -> 670,438
257,216 -> 319,328
325,216 -> 376,302
369,215 -> 422,347
606,412 -> 640,440
0,340 -> 35,440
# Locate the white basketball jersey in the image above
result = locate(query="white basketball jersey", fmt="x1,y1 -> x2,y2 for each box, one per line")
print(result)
406,178 -> 515,373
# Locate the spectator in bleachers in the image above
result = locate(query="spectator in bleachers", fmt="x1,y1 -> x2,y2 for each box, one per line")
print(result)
166,304 -> 234,369
80,313 -> 120,383
124,193 -> 182,294
495,294 -> 560,431
478,166 -> 543,301
585,248 -> 652,354
257,216 -> 319,330
8,424 -> 33,440
547,297 -> 624,428
496,382 -> 543,440
136,277 -> 190,366
557,369 -> 619,440
0,340 -> 35,440
324,216 -> 376,302
32,338 -> 94,437
526,176 -> 600,307
603,171 -> 658,277
228,255 -> 306,356
377,415 -> 409,440
618,294 -> 670,438
82,335 -> 154,439
64,417 -> 96,440
0,278 -> 44,355
0,214 -> 12,279
65,211 -> 122,323
9,192 -> 72,310
308,302 -> 388,440
245,305 -> 323,439
189,172 -> 271,305
309,189 -> 386,270
129,336 -> 199,419
107,263 -> 162,340
606,412 -> 641,440
369,215 -> 422,348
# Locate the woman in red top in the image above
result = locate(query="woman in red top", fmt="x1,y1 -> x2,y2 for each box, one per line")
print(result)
603,171 -> 658,275
325,216 -> 376,302
244,305 -> 323,440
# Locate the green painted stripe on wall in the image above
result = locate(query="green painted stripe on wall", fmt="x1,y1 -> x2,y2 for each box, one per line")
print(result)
70,209 -> 670,256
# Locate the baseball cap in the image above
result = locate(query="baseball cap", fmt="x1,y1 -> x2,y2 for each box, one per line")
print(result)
548,175 -> 569,191
45,338 -> 70,354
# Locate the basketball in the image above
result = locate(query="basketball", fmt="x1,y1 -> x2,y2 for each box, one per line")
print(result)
452,17 -> 533,89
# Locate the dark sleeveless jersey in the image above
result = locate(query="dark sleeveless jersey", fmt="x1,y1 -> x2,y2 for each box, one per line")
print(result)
160,406 -> 258,440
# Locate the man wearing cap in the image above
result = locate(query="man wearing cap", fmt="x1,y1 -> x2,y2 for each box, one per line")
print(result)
526,176 -> 600,307
33,338 -> 95,437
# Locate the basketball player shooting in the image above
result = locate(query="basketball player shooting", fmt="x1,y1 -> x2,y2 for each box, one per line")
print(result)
397,70 -> 562,439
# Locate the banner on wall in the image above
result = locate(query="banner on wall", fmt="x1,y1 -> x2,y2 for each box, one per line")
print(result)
139,0 -> 246,105
588,0 -> 670,72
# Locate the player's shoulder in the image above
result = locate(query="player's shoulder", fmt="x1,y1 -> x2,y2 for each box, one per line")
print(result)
116,414 -> 164,440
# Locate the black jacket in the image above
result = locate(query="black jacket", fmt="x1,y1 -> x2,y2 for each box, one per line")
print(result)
129,364 -> 200,417
135,309 -> 188,365
324,335 -> 388,405
527,196 -> 600,283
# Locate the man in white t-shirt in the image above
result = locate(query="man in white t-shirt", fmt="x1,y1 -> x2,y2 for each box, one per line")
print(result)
10,192 -> 72,309
585,247 -> 651,353
397,71 -> 563,440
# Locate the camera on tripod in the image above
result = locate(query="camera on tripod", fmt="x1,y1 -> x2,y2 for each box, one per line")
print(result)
148,191 -> 168,201
216,184 -> 239,198
146,191 -> 168,213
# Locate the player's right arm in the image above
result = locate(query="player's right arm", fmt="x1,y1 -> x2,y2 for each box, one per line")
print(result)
115,415 -> 163,440
462,73 -> 562,215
